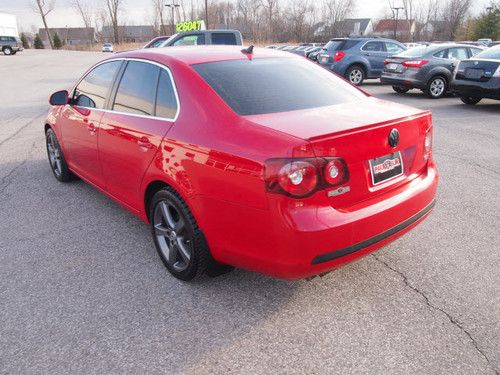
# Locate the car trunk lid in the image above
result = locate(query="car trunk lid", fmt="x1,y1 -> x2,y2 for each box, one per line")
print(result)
456,59 -> 500,81
245,97 -> 432,208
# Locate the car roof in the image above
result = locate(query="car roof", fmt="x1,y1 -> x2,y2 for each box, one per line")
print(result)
111,45 -> 297,65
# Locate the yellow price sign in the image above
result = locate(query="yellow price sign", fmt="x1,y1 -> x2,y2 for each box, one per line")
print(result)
176,20 -> 205,33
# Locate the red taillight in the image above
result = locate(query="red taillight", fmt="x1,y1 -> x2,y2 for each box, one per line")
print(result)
334,51 -> 346,62
264,157 -> 349,197
324,158 -> 349,187
402,60 -> 429,68
424,128 -> 432,161
384,60 -> 389,65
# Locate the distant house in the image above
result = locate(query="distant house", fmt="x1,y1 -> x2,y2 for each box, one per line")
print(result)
373,19 -> 416,39
420,20 -> 447,40
335,18 -> 373,37
39,27 -> 95,46
102,26 -> 155,43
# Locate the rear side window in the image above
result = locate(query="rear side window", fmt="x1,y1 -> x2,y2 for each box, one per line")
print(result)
73,61 -> 122,109
113,61 -> 160,116
469,47 -> 483,56
155,70 -> 178,119
193,58 -> 367,116
211,33 -> 237,45
433,49 -> 448,58
362,41 -> 385,52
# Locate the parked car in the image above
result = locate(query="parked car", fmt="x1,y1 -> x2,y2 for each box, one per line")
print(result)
381,43 -> 484,98
451,45 -> 500,104
477,38 -> 492,47
306,46 -> 323,61
318,37 -> 407,85
102,43 -> 113,52
44,46 -> 437,281
144,35 -> 171,48
1,35 -> 23,55
158,29 -> 243,47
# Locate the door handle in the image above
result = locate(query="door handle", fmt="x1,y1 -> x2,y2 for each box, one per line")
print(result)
87,123 -> 97,133
137,137 -> 153,149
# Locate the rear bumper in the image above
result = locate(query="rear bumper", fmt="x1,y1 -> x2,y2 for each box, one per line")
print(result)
381,74 -> 426,89
451,78 -> 500,100
203,161 -> 438,280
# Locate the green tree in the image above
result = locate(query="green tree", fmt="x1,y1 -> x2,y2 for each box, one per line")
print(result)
52,32 -> 62,49
473,2 -> 500,40
33,34 -> 44,49
20,33 -> 29,49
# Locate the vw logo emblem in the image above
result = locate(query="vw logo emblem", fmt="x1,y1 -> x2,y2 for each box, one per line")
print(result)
388,129 -> 400,148
474,61 -> 479,65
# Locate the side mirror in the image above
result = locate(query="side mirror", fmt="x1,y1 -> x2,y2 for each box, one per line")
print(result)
49,90 -> 69,106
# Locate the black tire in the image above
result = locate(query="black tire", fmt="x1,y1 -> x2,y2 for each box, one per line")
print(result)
150,188 -> 216,281
392,86 -> 410,94
460,97 -> 482,105
345,65 -> 366,86
425,76 -> 448,99
3,47 -> 12,56
11,51 -> 17,55
45,128 -> 74,182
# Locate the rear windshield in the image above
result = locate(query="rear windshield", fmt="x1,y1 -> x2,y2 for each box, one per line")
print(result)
395,45 -> 434,57
193,57 -> 367,116
323,39 -> 359,52
475,46 -> 500,59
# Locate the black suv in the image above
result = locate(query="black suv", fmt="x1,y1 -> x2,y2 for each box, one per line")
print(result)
1,36 -> 23,55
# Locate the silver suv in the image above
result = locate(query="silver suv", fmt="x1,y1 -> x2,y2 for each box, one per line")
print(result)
1,36 -> 23,55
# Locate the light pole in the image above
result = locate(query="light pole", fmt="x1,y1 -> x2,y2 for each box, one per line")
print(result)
165,2 -> 180,35
391,6 -> 404,40
205,0 -> 209,29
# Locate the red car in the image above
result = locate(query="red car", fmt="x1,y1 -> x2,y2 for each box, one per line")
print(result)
45,46 -> 438,281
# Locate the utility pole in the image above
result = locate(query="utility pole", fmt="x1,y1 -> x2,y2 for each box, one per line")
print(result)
205,0 -> 209,29
391,6 -> 404,40
165,2 -> 180,35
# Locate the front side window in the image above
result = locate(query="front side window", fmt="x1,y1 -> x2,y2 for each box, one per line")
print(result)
155,70 -> 178,119
73,61 -> 122,109
193,57 -> 367,116
448,47 -> 468,60
172,34 -> 205,46
385,42 -> 404,55
211,33 -> 237,45
113,61 -> 160,116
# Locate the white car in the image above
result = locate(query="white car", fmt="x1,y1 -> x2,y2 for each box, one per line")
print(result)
102,43 -> 113,53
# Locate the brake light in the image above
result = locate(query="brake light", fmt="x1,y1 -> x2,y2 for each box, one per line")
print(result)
334,51 -> 346,62
264,157 -> 349,197
402,60 -> 429,68
424,128 -> 432,161
384,60 -> 389,65
324,158 -> 349,186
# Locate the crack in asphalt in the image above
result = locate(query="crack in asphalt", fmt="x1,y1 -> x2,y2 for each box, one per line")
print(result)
434,151 -> 500,178
0,113 -> 44,149
0,113 -> 45,197
0,140 -> 38,196
372,254 -> 498,375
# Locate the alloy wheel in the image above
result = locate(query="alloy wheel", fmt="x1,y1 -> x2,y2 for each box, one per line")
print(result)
349,69 -> 363,85
153,200 -> 193,272
47,131 -> 63,177
429,78 -> 445,98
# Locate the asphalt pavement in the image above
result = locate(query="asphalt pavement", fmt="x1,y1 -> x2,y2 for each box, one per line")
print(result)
0,50 -> 499,374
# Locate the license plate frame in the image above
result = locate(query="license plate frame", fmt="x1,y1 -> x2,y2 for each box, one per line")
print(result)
369,151 -> 404,186
465,68 -> 483,79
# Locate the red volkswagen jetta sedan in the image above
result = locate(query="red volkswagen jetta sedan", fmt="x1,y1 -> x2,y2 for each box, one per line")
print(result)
45,46 -> 438,281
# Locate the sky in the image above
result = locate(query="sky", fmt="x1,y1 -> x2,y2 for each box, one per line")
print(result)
0,0 -> 492,32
